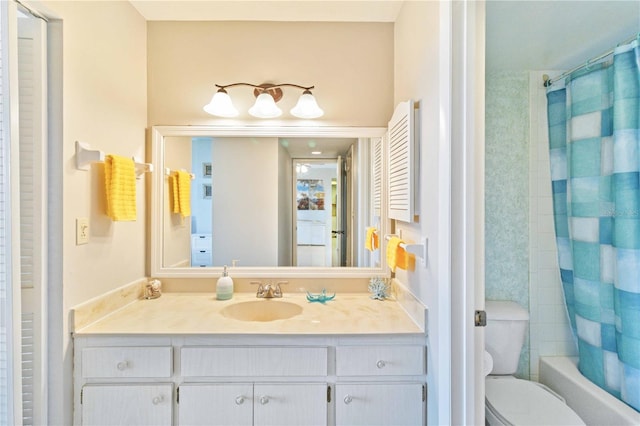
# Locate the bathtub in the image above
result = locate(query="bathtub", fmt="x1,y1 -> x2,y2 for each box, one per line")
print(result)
539,356 -> 640,426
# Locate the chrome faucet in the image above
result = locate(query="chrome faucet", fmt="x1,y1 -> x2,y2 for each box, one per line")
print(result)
251,281 -> 288,298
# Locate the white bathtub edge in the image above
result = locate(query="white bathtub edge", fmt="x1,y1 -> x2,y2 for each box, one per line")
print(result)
539,356 -> 640,426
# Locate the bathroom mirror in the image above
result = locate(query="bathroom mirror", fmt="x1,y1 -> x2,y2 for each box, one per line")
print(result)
150,125 -> 388,278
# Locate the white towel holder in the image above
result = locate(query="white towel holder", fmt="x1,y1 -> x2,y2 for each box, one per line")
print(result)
164,167 -> 196,180
385,234 -> 428,266
75,141 -> 153,179
75,141 -> 104,171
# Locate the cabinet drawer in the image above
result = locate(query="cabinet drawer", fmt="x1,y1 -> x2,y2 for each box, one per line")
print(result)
82,347 -> 173,378
181,347 -> 328,377
336,345 -> 425,376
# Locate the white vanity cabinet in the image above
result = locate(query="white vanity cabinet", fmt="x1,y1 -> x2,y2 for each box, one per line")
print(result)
178,346 -> 329,425
178,383 -> 328,426
334,345 -> 427,425
81,383 -> 173,426
77,345 -> 174,426
73,336 -> 426,425
335,383 -> 424,426
177,383 -> 253,425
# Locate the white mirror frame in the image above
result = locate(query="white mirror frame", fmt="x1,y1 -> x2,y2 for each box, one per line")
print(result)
150,125 -> 389,278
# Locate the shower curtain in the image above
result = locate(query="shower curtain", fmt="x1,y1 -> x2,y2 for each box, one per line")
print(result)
546,39 -> 640,411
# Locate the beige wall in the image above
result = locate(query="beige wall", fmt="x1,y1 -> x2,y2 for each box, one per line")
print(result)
393,2 -> 444,424
147,21 -> 394,127
42,1 -> 147,423
53,0 -> 147,305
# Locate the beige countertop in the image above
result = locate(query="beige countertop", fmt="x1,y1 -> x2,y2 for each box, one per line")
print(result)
73,292 -> 425,336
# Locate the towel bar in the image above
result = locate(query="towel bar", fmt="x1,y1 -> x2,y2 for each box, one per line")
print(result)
164,168 -> 196,180
384,234 -> 428,265
75,141 -> 153,179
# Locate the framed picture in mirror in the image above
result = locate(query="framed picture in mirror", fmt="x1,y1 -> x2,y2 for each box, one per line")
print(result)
203,183 -> 212,199
203,162 -> 212,177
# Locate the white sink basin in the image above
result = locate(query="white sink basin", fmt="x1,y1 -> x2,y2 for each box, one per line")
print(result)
220,300 -> 303,322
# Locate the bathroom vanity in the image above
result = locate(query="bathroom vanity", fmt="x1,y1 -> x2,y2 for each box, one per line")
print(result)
72,292 -> 428,425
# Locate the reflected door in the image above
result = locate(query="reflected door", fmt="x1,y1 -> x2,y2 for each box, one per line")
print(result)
293,160 -> 339,267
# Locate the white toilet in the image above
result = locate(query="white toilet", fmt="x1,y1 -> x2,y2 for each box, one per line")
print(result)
484,300 -> 585,426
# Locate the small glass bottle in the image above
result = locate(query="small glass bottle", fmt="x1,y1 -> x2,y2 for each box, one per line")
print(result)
216,265 -> 234,300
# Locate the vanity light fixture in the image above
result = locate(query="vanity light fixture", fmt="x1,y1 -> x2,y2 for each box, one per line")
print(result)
203,82 -> 324,119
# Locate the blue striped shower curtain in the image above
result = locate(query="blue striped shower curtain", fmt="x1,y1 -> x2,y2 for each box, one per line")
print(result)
546,39 -> 640,411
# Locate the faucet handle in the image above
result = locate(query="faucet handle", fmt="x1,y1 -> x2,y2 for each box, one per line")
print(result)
274,281 -> 288,297
250,281 -> 264,297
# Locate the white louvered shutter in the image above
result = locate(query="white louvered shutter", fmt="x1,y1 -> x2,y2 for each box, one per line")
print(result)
387,100 -> 416,222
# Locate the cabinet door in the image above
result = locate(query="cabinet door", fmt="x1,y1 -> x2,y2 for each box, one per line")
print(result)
254,383 -> 327,426
81,384 -> 172,426
335,383 -> 424,426
178,383 -> 253,426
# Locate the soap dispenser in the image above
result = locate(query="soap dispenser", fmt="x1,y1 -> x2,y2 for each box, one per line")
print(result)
216,265 -> 234,300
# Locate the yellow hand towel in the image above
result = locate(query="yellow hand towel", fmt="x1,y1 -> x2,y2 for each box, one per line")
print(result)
171,171 -> 191,217
386,236 -> 409,272
365,227 -> 379,251
170,173 -> 179,214
104,154 -> 137,221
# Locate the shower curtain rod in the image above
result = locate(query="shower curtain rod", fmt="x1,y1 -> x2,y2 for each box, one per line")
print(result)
543,33 -> 638,87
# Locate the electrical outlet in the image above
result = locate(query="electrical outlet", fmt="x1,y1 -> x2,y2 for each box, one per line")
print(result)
76,217 -> 89,245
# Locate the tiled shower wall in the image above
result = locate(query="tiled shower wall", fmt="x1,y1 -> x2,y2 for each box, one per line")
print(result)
485,70 -> 531,378
485,70 -> 578,380
528,71 -> 577,381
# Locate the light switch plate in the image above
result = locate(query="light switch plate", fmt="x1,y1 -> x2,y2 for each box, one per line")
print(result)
76,217 -> 89,245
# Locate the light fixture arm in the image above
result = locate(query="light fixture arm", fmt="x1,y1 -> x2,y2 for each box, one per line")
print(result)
204,82 -> 323,119
215,82 -> 315,91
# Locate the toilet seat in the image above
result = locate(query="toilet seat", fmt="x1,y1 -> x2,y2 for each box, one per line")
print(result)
485,377 -> 585,425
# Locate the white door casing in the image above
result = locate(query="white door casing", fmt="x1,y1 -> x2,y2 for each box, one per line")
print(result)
450,0 -> 486,424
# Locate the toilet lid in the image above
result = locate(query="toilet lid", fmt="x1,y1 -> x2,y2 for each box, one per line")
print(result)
485,378 -> 585,425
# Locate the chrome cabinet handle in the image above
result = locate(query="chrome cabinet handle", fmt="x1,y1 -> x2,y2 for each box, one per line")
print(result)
116,361 -> 128,371
343,395 -> 353,404
259,396 -> 269,405
235,396 -> 245,405
152,395 -> 164,405
376,360 -> 386,369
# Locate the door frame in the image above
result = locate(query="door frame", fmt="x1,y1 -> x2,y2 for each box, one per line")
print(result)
450,0 -> 486,424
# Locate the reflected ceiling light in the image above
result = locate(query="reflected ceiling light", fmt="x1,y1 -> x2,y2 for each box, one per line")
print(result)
203,82 -> 324,119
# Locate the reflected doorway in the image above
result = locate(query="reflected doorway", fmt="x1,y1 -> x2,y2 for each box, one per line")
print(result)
293,158 -> 349,266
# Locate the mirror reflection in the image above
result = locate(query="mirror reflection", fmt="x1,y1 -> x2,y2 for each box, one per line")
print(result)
159,132 -> 384,270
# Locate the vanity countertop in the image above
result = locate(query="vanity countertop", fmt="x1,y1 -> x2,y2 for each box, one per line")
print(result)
73,292 -> 425,336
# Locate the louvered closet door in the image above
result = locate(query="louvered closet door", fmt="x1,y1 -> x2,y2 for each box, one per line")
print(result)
388,100 -> 416,222
18,14 -> 47,426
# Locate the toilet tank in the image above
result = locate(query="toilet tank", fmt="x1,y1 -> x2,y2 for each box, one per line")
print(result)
485,300 -> 529,375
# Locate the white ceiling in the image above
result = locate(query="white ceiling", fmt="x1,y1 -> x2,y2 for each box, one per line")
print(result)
129,0 -> 404,22
486,0 -> 640,71
130,0 -> 640,72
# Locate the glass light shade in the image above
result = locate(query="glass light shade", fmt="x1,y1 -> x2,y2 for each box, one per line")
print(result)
290,91 -> 324,119
203,90 -> 239,117
248,93 -> 282,118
